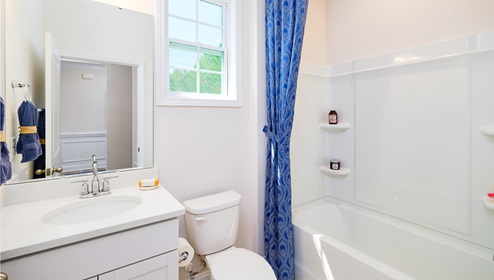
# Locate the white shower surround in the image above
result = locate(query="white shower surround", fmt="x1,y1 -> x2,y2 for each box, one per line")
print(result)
292,30 -> 494,278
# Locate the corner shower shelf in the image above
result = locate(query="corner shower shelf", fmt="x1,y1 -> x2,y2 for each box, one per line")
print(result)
480,126 -> 494,137
481,196 -> 494,210
320,123 -> 351,132
320,166 -> 351,177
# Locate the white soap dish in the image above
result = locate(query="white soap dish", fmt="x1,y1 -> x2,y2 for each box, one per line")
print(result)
480,126 -> 494,136
481,196 -> 494,210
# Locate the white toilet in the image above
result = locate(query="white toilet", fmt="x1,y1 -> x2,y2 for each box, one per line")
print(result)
183,191 -> 276,280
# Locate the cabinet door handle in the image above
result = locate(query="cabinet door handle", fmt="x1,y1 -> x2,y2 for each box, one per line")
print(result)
0,272 -> 8,280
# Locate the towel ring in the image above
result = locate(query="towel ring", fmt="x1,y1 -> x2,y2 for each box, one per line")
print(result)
24,86 -> 32,101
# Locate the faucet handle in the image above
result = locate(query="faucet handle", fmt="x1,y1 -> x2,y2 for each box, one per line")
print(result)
102,178 -> 110,193
81,180 -> 89,195
71,180 -> 90,199
101,176 -> 117,194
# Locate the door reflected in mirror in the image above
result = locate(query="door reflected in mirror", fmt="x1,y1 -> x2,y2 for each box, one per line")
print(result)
59,59 -> 136,175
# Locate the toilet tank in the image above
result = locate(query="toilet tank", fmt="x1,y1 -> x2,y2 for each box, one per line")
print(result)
183,191 -> 241,255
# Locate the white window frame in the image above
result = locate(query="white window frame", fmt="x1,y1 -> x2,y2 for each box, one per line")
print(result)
156,0 -> 242,107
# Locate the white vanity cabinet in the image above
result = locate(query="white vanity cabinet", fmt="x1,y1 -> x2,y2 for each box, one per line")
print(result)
1,219 -> 179,280
98,252 -> 172,279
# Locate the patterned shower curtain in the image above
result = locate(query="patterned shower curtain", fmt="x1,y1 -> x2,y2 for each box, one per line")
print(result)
263,0 -> 308,279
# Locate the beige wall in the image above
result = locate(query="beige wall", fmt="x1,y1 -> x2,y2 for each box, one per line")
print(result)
106,64 -> 133,170
301,0 -> 328,65
326,0 -> 494,64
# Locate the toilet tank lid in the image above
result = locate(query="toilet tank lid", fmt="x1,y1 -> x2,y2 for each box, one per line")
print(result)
183,191 -> 241,214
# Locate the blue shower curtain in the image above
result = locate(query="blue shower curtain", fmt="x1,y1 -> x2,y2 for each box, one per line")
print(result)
263,0 -> 308,279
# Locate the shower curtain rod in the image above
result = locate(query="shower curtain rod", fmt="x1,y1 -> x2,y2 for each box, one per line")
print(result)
11,81 -> 31,88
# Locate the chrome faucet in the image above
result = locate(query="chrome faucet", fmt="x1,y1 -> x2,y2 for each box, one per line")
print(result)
75,155 -> 113,199
91,155 -> 100,195
79,155 -> 111,198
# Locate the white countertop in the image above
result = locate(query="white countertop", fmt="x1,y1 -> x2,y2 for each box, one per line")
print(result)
1,184 -> 184,261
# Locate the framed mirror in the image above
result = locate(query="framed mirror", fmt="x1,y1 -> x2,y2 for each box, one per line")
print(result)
4,0 -> 155,183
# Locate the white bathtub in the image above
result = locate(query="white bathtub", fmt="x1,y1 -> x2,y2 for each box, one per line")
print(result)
293,197 -> 494,280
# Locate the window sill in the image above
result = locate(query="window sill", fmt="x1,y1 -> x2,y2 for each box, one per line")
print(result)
156,96 -> 242,108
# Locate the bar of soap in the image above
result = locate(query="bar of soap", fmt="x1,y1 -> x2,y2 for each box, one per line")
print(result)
138,178 -> 159,190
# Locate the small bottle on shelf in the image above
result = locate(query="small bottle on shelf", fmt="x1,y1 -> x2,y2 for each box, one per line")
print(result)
330,160 -> 340,170
328,110 -> 338,125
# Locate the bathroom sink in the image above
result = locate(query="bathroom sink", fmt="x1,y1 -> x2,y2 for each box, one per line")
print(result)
42,195 -> 142,225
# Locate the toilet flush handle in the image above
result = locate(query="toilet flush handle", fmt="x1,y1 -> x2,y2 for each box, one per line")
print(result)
196,216 -> 208,222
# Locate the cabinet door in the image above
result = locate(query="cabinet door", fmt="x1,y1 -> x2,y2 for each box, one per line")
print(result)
98,252 -> 175,280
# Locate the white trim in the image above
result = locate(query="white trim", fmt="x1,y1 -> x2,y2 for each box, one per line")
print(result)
156,0 -> 168,106
60,51 -> 145,68
0,0 -> 4,203
60,132 -> 107,172
157,0 -> 242,107
0,0 -> 4,101
60,132 -> 107,139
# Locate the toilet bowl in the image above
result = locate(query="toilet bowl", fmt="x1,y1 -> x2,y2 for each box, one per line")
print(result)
204,247 -> 275,280
183,191 -> 276,280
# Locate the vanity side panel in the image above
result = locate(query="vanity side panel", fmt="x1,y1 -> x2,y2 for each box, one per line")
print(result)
1,219 -> 178,280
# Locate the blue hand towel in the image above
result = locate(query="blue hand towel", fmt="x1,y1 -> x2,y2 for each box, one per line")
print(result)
0,97 -> 12,184
33,108 -> 46,179
17,100 -> 42,163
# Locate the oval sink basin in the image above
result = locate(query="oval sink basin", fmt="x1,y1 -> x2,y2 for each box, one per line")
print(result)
42,195 -> 142,225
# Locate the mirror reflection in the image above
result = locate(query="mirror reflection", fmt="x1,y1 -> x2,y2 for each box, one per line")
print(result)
5,0 -> 155,183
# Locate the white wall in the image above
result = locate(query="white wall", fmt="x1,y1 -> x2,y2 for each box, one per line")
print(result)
60,62 -> 107,134
93,0 -> 156,16
154,0 -> 266,256
5,0 -> 44,181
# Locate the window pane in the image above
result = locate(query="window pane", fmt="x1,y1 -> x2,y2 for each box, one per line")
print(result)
200,72 -> 222,94
170,68 -> 197,93
199,49 -> 223,72
169,0 -> 196,20
170,43 -> 198,69
169,17 -> 196,42
198,24 -> 222,47
199,1 -> 222,27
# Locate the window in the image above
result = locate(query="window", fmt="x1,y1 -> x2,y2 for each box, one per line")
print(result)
157,0 -> 240,106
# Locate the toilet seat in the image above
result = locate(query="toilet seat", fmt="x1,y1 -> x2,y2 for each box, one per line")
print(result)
205,248 -> 276,280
